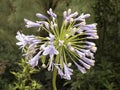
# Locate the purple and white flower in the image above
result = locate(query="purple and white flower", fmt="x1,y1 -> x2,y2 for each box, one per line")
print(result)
43,44 -> 59,58
16,31 -> 40,50
24,19 -> 40,28
48,57 -> 54,71
36,13 -> 48,20
63,63 -> 73,80
74,61 -> 86,74
55,63 -> 73,80
28,51 -> 42,68
16,8 -> 99,81
47,8 -> 57,20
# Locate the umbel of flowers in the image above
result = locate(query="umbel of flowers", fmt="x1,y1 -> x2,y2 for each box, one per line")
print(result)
16,8 -> 98,90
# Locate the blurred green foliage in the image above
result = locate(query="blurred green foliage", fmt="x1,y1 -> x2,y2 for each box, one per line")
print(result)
0,0 -> 120,90
9,59 -> 42,90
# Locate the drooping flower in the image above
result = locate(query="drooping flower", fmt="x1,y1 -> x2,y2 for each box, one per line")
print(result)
62,63 -> 73,80
54,65 -> 64,77
54,63 -> 73,80
28,51 -> 42,68
73,61 -> 86,74
48,57 -> 54,71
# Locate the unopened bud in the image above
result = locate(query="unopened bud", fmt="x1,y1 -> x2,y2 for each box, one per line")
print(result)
42,64 -> 47,68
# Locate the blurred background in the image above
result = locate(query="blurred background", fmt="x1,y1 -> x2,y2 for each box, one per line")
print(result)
0,0 -> 120,90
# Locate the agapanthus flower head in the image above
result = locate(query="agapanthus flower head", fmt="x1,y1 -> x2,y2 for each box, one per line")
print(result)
16,8 -> 98,80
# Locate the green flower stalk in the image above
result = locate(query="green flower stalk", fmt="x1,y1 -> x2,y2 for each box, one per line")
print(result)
16,8 -> 99,90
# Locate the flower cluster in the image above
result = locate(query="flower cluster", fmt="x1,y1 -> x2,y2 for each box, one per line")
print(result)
16,8 -> 98,80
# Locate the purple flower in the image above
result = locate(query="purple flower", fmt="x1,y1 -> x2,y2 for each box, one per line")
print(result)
84,45 -> 97,53
16,31 -> 26,49
48,57 -> 54,71
36,21 -> 49,29
68,12 -> 78,18
82,57 -> 95,66
16,31 -> 40,50
77,24 -> 97,31
80,49 -> 94,59
86,35 -> 99,39
74,13 -> 90,21
16,8 -> 99,81
74,61 -> 86,74
54,65 -> 64,76
47,8 -> 57,19
85,23 -> 97,30
36,13 -> 48,19
29,51 -> 42,68
90,46 -> 97,53
63,11 -> 67,19
75,49 -> 85,58
85,41 -> 96,46
63,9 -> 78,23
24,19 -> 40,28
63,63 -> 73,80
43,44 -> 59,58
79,60 -> 91,69
54,63 -> 73,80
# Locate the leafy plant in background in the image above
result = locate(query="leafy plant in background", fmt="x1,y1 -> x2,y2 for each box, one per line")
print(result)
9,59 -> 42,90
16,8 -> 98,90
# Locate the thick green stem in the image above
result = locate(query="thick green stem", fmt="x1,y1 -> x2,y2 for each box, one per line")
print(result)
52,67 -> 57,90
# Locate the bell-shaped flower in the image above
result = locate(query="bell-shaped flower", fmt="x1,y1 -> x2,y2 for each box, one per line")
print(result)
16,31 -> 27,49
62,63 -> 73,80
74,13 -> 90,21
43,44 -> 59,58
79,60 -> 91,69
80,49 -> 94,59
75,49 -> 85,58
36,21 -> 49,30
16,31 -> 40,50
47,8 -> 57,20
85,41 -> 96,46
28,51 -> 42,68
81,57 -> 95,66
36,13 -> 48,20
48,57 -> 54,71
63,9 -> 72,19
55,63 -> 73,80
73,61 -> 86,74
54,64 -> 64,77
90,46 -> 97,53
87,36 -> 99,40
63,11 -> 67,19
24,19 -> 40,28
68,12 -> 78,18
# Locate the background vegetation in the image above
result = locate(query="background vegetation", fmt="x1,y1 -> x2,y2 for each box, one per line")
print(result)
0,0 -> 120,90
